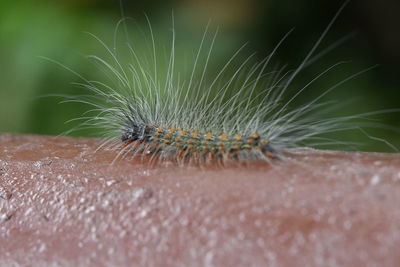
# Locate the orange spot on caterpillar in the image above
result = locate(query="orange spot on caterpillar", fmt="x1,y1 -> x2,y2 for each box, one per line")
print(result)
219,134 -> 228,141
250,133 -> 260,139
258,140 -> 269,150
179,129 -> 187,136
247,139 -> 255,145
204,133 -> 213,140
234,135 -> 243,141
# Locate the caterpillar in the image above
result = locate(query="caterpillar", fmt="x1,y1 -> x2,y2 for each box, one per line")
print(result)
55,2 -> 391,165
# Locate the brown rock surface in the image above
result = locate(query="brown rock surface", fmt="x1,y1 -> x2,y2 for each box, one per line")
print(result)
1,134 -> 400,266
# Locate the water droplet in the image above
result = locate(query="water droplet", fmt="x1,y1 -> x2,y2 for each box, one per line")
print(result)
370,175 -> 380,186
139,209 -> 147,218
106,180 -> 117,186
132,188 -> 145,200
0,212 -> 12,222
38,243 -> 47,253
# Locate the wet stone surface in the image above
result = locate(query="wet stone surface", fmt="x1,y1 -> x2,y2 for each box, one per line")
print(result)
0,133 -> 400,266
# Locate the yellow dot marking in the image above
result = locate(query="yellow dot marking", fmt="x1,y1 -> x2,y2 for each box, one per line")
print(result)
234,135 -> 243,141
250,133 -> 260,139
205,133 -> 213,140
247,139 -> 255,144
219,134 -> 228,141
259,140 -> 270,149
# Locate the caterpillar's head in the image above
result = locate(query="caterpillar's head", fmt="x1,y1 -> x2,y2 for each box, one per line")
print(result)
121,127 -> 137,142
121,123 -> 154,143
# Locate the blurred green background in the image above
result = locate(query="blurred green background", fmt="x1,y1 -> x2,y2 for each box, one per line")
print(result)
0,0 -> 399,151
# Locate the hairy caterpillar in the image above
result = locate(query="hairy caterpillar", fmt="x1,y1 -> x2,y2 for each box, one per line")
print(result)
52,2 -> 393,165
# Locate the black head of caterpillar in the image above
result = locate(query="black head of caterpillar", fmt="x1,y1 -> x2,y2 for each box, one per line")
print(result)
121,123 -> 154,143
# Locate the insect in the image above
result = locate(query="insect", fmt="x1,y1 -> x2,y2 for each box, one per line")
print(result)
52,1 -> 394,165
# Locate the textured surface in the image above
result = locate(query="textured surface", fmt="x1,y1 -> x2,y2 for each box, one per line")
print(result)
1,134 -> 400,266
